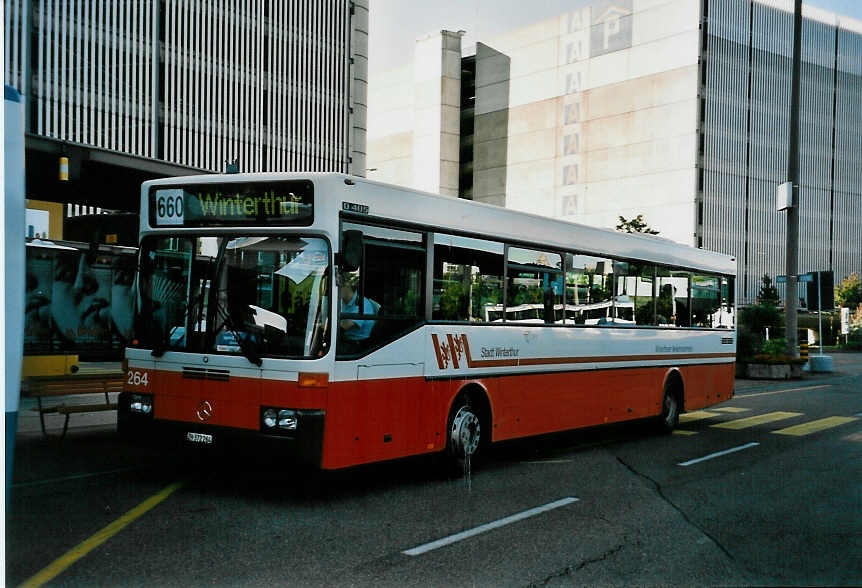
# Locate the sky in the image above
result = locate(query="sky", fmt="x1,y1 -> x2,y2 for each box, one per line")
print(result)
368,0 -> 862,74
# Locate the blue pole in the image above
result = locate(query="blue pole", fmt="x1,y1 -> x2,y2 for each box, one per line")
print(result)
5,85 -> 26,506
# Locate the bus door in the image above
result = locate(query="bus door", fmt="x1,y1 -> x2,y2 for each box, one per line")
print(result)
352,360 -> 423,460
336,221 -> 429,461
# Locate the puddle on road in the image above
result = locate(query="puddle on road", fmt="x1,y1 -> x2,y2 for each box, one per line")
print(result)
463,447 -> 472,492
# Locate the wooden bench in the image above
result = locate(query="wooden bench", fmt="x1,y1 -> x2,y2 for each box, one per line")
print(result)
22,372 -> 125,438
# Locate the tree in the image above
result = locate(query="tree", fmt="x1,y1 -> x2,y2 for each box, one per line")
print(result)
757,274 -> 780,306
835,272 -> 862,309
738,278 -> 784,360
615,215 -> 659,235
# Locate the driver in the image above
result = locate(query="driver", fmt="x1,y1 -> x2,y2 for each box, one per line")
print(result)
339,277 -> 378,341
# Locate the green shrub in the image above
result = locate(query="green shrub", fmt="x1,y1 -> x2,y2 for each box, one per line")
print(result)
843,322 -> 862,351
748,338 -> 805,364
737,303 -> 783,363
737,328 -> 759,360
760,338 -> 787,357
739,304 -> 782,339
749,354 -> 808,365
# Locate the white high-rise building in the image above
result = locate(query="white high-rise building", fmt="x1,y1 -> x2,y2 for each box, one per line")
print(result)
367,0 -> 861,304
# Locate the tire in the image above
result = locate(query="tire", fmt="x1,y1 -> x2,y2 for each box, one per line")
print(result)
657,385 -> 680,434
446,394 -> 484,474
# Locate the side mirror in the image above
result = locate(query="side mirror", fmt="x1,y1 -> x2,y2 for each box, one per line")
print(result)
337,229 -> 363,272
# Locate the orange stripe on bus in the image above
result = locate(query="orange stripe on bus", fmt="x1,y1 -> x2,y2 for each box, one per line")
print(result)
517,353 -> 736,366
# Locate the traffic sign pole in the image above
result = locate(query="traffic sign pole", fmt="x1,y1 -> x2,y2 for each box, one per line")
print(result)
818,272 -> 823,357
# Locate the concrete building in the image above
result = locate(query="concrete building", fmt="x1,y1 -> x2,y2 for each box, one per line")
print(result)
367,0 -> 861,304
4,0 -> 369,228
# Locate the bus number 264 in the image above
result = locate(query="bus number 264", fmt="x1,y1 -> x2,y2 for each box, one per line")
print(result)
127,370 -> 149,387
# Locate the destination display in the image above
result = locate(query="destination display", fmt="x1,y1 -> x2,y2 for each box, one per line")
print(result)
150,180 -> 313,227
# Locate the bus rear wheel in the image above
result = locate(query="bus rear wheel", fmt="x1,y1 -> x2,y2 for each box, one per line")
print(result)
658,386 -> 680,433
446,396 -> 484,473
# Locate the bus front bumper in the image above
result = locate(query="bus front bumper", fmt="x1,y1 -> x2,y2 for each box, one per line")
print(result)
117,392 -> 325,468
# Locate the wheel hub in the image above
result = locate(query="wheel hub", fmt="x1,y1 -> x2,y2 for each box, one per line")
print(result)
451,406 -> 481,456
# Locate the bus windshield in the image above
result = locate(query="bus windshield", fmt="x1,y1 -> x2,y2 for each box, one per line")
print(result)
135,235 -> 330,361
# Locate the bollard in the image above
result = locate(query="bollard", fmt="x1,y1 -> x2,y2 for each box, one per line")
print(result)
799,342 -> 808,362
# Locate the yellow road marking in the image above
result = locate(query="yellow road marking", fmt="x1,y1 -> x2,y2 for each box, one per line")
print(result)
673,430 -> 698,436
773,416 -> 859,437
679,410 -> 720,423
711,411 -> 802,430
20,481 -> 184,588
713,407 -> 750,413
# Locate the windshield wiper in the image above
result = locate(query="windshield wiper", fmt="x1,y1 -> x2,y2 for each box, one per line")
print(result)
204,238 -> 262,367
150,304 -> 182,358
215,302 -> 262,366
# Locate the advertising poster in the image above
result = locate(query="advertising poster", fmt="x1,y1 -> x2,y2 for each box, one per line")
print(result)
25,240 -> 136,359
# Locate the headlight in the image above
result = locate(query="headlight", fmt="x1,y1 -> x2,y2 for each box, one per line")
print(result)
261,407 -> 299,433
130,394 -> 153,414
278,409 -> 297,430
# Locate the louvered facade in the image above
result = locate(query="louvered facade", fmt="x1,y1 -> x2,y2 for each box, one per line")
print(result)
701,0 -> 862,303
4,0 -> 368,175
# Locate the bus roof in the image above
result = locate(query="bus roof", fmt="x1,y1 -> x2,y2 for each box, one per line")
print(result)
141,172 -> 736,276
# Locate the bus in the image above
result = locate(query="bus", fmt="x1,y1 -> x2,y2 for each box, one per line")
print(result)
120,173 -> 736,471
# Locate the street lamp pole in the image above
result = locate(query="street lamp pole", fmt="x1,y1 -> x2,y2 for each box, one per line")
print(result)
785,0 -> 802,359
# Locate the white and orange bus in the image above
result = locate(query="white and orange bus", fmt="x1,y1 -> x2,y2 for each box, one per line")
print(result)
120,173 -> 736,470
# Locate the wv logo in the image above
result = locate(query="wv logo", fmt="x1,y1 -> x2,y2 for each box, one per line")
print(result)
431,334 -> 469,370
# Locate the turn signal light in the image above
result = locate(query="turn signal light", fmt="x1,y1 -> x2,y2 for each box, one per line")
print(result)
298,372 -> 328,388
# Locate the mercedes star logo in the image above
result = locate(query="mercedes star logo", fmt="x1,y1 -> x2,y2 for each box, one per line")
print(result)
196,400 -> 214,422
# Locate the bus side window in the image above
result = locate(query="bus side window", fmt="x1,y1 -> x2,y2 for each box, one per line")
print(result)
566,256 -> 613,325
692,273 -> 722,328
506,247 -> 563,324
432,234 -> 504,322
338,223 -> 426,357
657,268 -> 690,327
613,262 -> 656,326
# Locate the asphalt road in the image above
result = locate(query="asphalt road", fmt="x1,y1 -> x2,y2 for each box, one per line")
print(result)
7,353 -> 862,587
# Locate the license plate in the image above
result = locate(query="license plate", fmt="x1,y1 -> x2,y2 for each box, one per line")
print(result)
186,432 -> 213,444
